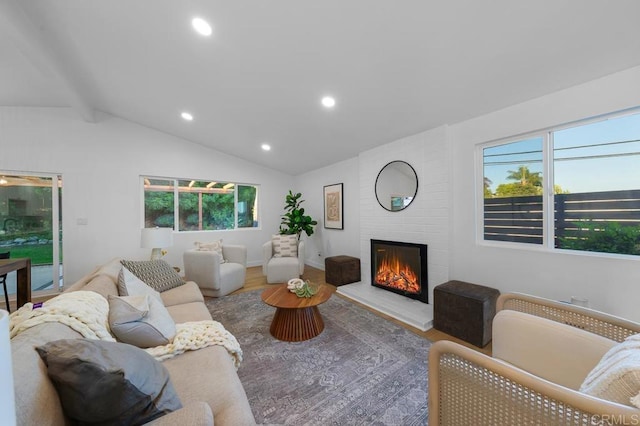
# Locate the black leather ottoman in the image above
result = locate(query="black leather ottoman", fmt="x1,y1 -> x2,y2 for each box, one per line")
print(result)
325,256 -> 360,286
433,280 -> 500,347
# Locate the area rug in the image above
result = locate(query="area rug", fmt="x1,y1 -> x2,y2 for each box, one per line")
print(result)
205,290 -> 430,426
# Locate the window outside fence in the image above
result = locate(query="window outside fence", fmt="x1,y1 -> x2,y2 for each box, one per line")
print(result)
481,110 -> 640,257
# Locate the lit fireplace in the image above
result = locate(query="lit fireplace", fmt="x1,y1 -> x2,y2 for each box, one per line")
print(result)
370,239 -> 428,304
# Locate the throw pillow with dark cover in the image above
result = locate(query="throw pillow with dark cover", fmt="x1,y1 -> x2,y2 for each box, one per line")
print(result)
36,339 -> 182,425
120,259 -> 184,292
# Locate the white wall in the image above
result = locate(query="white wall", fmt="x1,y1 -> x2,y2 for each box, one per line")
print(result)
295,157 -> 360,269
359,125 -> 450,302
449,65 -> 640,321
0,107 -> 292,284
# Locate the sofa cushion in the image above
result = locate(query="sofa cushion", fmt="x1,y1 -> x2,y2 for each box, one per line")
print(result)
145,401 -> 213,426
120,259 -> 185,292
194,240 -> 225,263
81,274 -> 119,299
108,295 -> 177,348
493,310 -> 615,390
163,344 -> 255,426
166,301 -> 213,324
580,333 -> 640,408
161,281 -> 204,307
91,258 -> 124,283
63,258 -> 122,293
272,234 -> 297,258
36,339 -> 182,425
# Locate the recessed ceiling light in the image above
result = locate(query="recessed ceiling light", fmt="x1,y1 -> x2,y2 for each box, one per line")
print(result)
181,112 -> 194,121
321,96 -> 336,108
192,17 -> 212,36
261,144 -> 271,151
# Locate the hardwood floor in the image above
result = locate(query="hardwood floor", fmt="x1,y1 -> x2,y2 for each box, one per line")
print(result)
235,265 -> 492,356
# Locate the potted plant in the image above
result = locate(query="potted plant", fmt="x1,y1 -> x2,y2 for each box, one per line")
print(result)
279,190 -> 318,239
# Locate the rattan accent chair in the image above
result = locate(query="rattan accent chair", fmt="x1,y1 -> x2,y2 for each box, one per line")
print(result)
429,292 -> 640,425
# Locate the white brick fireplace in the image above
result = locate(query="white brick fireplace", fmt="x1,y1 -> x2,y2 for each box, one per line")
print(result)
337,125 -> 450,331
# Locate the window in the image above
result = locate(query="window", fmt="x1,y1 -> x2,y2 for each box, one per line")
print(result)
483,138 -> 544,245
144,178 -> 175,228
481,110 -> 640,256
143,177 -> 259,231
0,173 -> 63,296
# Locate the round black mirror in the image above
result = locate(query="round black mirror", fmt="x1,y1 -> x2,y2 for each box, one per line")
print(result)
374,161 -> 418,212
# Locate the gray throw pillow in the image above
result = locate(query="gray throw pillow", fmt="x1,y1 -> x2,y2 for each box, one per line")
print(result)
36,339 -> 182,425
120,259 -> 184,292
108,294 -> 177,348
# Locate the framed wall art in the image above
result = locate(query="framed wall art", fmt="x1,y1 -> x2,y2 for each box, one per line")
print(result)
323,183 -> 343,230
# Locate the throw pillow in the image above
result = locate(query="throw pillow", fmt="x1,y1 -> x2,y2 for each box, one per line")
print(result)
194,240 -> 225,263
120,259 -> 184,293
580,333 -> 640,408
108,294 -> 177,348
36,339 -> 182,425
117,266 -> 163,304
272,234 -> 298,258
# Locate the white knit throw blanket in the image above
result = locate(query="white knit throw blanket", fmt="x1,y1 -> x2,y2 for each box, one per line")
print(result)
9,290 -> 115,341
10,291 -> 242,368
145,320 -> 243,369
580,333 -> 640,408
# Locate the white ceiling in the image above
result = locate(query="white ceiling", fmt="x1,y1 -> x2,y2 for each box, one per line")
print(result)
2,1 -> 640,175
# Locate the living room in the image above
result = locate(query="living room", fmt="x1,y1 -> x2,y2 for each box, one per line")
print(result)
3,2 -> 640,425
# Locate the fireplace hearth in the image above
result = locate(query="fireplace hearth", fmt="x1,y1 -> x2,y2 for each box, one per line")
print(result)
370,239 -> 428,304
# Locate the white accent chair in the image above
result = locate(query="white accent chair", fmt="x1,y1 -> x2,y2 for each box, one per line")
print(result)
183,244 -> 247,297
262,240 -> 305,284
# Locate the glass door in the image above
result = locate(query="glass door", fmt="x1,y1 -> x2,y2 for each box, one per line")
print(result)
0,173 -> 63,298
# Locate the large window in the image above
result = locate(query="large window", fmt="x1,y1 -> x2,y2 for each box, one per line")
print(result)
143,177 -> 259,231
481,110 -> 640,256
0,173 -> 63,296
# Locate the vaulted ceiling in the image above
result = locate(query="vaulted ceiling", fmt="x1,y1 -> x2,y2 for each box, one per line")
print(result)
2,1 -> 640,175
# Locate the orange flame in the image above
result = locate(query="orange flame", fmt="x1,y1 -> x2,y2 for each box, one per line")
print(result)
374,253 -> 420,294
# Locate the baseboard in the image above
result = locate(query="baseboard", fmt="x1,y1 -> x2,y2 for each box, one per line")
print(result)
305,259 -> 325,270
247,260 -> 325,269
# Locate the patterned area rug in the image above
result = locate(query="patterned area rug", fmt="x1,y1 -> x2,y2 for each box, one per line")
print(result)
205,289 -> 430,426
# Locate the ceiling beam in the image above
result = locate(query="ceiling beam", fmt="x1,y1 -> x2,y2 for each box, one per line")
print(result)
0,0 -> 95,122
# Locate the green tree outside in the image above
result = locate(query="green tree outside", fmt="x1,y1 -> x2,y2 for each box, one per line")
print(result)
506,165 -> 542,186
486,165 -> 568,198
144,180 -> 257,230
494,182 -> 542,197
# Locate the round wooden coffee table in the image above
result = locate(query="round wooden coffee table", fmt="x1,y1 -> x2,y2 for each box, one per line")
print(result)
261,284 -> 332,342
